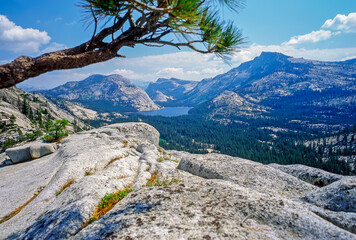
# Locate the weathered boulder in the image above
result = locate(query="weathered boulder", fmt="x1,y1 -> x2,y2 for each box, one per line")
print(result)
5,142 -> 57,164
5,145 -> 32,164
29,143 -> 57,159
82,122 -> 160,146
0,123 -> 355,240
269,163 -> 343,187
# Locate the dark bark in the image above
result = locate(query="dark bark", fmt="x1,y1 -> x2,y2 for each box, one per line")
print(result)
0,45 -> 119,89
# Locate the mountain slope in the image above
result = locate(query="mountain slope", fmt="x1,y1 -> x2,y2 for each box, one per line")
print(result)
146,78 -> 198,106
183,52 -> 356,122
183,52 -> 355,105
0,86 -> 89,147
41,74 -> 160,112
191,90 -> 269,118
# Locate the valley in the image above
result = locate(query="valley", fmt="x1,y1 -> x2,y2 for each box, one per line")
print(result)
1,52 -> 355,175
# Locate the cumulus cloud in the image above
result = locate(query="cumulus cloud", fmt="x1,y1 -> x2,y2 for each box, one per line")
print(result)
0,15 -> 51,53
322,12 -> 356,33
283,30 -> 337,45
157,67 -> 185,76
282,13 -> 355,46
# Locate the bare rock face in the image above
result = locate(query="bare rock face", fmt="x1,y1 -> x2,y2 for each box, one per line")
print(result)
177,153 -> 316,198
303,177 -> 356,212
40,74 -> 161,112
269,163 -> 344,187
0,123 -> 355,240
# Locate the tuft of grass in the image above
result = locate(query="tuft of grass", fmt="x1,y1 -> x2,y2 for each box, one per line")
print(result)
82,188 -> 132,228
105,156 -> 122,168
56,179 -> 75,196
156,157 -> 164,162
146,170 -> 159,186
157,155 -> 179,163
145,171 -> 179,187
122,140 -> 128,148
84,168 -> 95,176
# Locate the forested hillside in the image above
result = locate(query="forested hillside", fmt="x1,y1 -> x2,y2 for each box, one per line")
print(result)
91,113 -> 355,175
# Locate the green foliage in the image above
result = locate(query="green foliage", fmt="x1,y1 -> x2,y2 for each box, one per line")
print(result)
2,139 -> 18,151
99,189 -> 132,208
9,114 -> 16,124
42,118 -> 69,142
80,0 -> 244,56
156,157 -> 164,162
21,96 -> 28,116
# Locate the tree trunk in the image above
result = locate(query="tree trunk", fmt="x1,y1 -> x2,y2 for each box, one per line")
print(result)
0,46 -> 118,89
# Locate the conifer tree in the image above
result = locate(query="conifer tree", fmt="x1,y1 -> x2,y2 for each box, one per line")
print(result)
0,0 -> 244,88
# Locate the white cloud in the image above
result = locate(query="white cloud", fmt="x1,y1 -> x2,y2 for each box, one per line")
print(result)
322,12 -> 356,33
0,15 -> 51,53
202,68 -> 224,75
19,44 -> 356,89
282,13 -> 356,46
41,42 -> 66,53
109,68 -> 151,80
157,67 -> 184,76
231,44 -> 356,64
283,30 -> 337,45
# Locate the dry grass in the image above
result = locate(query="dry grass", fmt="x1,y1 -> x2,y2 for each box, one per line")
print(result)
0,187 -> 44,224
81,187 -> 132,229
122,140 -> 128,148
56,179 -> 75,196
104,156 -> 122,168
56,137 -> 65,143
146,170 -> 159,185
145,171 -> 179,187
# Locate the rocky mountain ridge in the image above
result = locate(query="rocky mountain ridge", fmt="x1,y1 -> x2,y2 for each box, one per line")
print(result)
146,78 -> 198,106
41,74 -> 160,113
147,52 -> 356,122
0,122 -> 355,239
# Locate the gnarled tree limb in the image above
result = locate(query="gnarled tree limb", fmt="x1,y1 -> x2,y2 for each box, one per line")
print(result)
0,0 -> 244,89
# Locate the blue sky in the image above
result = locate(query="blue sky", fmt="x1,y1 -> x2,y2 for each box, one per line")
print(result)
0,0 -> 355,89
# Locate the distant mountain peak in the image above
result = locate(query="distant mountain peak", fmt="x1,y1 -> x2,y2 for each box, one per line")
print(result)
40,74 -> 160,112
258,52 -> 291,59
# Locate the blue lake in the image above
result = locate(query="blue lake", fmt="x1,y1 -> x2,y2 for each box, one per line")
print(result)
133,107 -> 192,117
